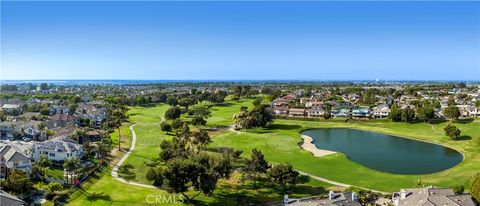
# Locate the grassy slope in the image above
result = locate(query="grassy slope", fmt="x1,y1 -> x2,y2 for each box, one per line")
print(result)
67,102 -> 331,206
121,104 -> 171,183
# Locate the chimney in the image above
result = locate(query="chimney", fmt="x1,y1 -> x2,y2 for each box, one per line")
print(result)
329,191 -> 335,200
392,192 -> 400,206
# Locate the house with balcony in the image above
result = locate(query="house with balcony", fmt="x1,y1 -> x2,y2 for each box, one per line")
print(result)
32,137 -> 83,162
288,108 -> 306,117
352,108 -> 371,119
306,107 -> 324,118
0,141 -> 32,179
373,104 -> 391,118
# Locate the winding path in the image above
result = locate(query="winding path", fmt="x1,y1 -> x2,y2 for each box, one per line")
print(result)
110,119 -> 165,189
296,170 -> 388,194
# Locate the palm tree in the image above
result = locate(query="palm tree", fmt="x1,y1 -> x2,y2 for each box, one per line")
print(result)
37,122 -> 47,140
111,107 -> 127,150
97,137 -> 112,165
63,158 -> 82,185
36,155 -> 52,178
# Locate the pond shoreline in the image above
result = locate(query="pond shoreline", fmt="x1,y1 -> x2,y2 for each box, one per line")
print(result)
301,134 -> 337,157
300,127 -> 465,163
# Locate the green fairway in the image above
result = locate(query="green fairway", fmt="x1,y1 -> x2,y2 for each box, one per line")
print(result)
211,117 -> 480,192
67,102 -> 330,205
67,99 -> 480,206
206,98 -> 257,127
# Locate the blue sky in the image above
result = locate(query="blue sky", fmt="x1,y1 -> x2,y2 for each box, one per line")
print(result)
1,1 -> 479,80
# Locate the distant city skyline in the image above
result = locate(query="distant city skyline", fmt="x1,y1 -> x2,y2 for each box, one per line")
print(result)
1,1 -> 479,81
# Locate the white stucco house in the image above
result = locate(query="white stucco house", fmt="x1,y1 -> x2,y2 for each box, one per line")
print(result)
32,137 -> 83,162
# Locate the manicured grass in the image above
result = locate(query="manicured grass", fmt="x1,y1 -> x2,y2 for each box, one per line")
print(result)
211,117 -> 480,192
206,98 -> 257,127
67,98 -> 480,206
67,102 -> 330,206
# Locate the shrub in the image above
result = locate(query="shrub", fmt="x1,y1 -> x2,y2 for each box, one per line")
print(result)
444,124 -> 461,140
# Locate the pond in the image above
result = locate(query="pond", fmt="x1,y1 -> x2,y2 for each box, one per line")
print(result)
301,128 -> 463,174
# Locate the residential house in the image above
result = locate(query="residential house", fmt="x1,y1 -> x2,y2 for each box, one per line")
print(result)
352,108 -> 371,119
457,105 -> 480,118
273,106 -> 288,116
0,141 -> 32,178
306,107 -> 324,118
373,104 -> 391,118
32,137 -> 83,162
288,108 -> 305,117
289,191 -> 361,206
49,105 -> 70,115
77,130 -> 101,144
305,101 -> 323,108
0,122 -> 15,140
47,113 -> 75,128
0,104 -> 21,114
19,112 -> 41,121
75,103 -> 106,128
272,98 -> 289,107
331,108 -> 350,118
0,190 -> 26,206
392,186 -> 475,206
20,120 -> 42,140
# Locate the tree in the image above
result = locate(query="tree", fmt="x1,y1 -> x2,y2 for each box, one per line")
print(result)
63,158 -> 84,185
388,104 -> 402,122
136,96 -> 147,105
470,173 -> 480,203
40,83 -> 49,90
165,106 -> 182,120
1,170 -> 33,195
234,104 -> 274,129
267,164 -> 299,192
401,107 -> 415,123
160,122 -> 172,132
453,185 -> 465,195
35,155 -> 52,178
97,136 -> 113,165
191,116 -> 206,126
252,99 -> 262,107
243,149 -> 270,188
171,119 -> 184,130
417,106 -> 435,122
178,98 -> 192,109
444,124 -> 461,140
443,106 -> 460,121
110,106 -> 127,150
146,152 -> 233,202
447,96 -> 456,106
192,129 -> 211,149
323,111 -> 331,120
192,106 -> 211,118
166,96 -> 178,106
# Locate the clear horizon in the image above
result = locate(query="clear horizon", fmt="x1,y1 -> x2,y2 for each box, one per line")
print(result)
1,1 -> 479,81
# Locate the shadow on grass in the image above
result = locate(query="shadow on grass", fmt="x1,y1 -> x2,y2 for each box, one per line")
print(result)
85,192 -> 112,202
457,135 -> 472,141
267,124 -> 302,130
428,119 -> 448,125
118,163 -> 137,180
454,118 -> 475,124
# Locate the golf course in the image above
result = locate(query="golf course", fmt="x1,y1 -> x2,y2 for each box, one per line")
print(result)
67,97 -> 480,205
